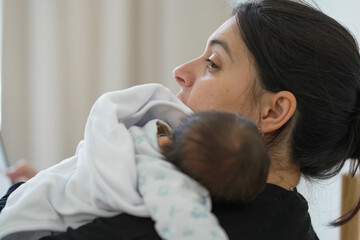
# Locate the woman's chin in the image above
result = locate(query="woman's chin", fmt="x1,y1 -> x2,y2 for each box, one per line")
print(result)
176,91 -> 185,103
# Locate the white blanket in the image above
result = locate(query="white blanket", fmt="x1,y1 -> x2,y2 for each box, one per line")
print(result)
0,83 -> 193,239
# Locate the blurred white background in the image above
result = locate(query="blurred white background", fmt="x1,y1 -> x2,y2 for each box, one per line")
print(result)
1,1 -> 359,240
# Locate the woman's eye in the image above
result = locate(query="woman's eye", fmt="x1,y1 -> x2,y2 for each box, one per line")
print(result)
205,59 -> 219,70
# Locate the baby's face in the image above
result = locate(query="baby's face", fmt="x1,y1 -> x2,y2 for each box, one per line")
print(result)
157,135 -> 172,149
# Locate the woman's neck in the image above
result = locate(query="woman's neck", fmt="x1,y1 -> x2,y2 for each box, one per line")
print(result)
266,155 -> 301,191
264,125 -> 301,191
267,168 -> 300,191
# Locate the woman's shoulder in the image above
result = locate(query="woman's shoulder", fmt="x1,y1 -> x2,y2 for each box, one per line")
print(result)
39,184 -> 319,240
212,184 -> 319,240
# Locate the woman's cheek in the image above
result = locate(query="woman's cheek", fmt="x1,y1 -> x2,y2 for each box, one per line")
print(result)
188,99 -> 208,112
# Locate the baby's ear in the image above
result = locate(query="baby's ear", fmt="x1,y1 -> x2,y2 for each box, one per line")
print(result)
259,91 -> 297,133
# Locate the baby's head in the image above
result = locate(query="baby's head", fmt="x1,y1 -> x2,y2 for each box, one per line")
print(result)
162,111 -> 269,203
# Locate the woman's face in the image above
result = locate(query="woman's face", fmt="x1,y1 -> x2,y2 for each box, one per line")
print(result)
174,17 -> 259,121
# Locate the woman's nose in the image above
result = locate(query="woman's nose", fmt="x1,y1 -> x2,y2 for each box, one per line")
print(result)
173,60 -> 196,88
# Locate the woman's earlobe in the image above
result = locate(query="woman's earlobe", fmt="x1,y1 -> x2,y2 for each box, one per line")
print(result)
260,91 -> 297,133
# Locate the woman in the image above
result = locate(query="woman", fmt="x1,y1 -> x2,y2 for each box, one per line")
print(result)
4,0 -> 360,239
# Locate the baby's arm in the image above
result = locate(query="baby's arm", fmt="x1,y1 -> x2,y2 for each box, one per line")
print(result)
131,123 -> 228,240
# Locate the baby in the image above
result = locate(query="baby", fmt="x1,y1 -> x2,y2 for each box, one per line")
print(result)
130,110 -> 269,239
0,84 -> 269,240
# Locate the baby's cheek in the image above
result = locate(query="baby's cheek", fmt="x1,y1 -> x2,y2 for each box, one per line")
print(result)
157,136 -> 171,149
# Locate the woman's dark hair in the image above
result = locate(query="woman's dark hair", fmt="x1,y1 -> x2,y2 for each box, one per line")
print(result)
233,0 -> 360,225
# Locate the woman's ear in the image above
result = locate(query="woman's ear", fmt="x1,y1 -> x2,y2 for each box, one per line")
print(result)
260,91 -> 297,133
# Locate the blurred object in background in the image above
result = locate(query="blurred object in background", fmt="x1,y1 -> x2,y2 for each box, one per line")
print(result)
339,174 -> 360,240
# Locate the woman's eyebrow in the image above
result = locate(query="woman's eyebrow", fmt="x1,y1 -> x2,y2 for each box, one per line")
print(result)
209,39 -> 233,62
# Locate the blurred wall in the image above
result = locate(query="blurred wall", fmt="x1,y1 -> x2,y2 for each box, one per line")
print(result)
1,0 -> 230,169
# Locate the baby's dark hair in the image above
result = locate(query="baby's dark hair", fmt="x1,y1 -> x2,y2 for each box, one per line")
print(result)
162,111 -> 269,203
